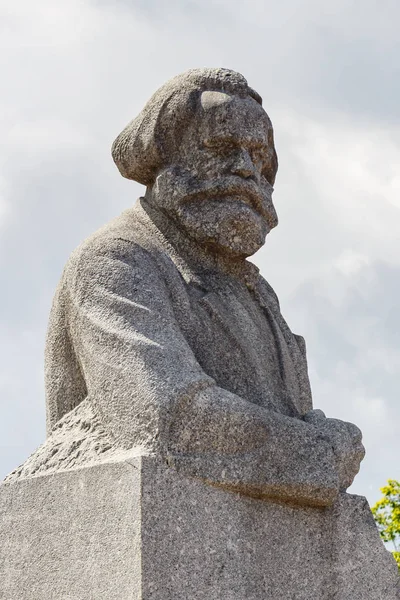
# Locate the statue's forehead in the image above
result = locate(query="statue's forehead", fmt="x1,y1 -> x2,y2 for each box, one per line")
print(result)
197,91 -> 271,144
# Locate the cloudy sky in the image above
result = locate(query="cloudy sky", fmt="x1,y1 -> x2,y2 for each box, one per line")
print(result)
1,0 -> 399,505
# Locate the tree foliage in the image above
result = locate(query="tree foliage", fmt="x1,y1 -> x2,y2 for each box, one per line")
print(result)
371,479 -> 400,571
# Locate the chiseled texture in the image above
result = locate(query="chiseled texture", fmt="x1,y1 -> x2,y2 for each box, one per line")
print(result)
1,67 -> 397,599
5,400 -> 118,482
1,461 -> 142,600
110,68 -> 271,186
36,198 -> 357,507
6,68 -> 365,507
1,458 -> 399,600
7,199 -> 341,506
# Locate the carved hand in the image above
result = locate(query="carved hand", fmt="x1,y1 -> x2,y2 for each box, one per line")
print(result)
303,409 -> 365,491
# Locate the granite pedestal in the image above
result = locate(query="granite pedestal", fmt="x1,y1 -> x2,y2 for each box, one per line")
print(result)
1,455 -> 398,599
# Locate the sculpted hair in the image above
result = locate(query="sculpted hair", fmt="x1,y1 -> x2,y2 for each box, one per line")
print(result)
111,68 -> 265,186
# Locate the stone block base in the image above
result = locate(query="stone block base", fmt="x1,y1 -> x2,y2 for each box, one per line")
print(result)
0,456 -> 399,599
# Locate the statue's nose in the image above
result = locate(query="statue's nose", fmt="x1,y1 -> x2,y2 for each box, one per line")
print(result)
231,149 -> 256,179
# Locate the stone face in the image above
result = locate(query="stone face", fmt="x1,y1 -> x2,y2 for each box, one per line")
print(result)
1,457 -> 399,600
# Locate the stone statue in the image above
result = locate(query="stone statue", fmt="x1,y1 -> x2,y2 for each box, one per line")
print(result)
7,68 -> 364,505
3,69 -> 399,600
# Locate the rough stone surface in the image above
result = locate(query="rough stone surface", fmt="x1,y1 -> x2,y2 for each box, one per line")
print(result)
1,460 -> 141,600
5,394 -> 339,507
36,68 -> 364,507
5,399 -> 145,482
1,457 -> 399,600
2,68 -> 398,597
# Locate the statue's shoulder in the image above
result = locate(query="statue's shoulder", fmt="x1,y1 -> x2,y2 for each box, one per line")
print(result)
61,204 -> 167,293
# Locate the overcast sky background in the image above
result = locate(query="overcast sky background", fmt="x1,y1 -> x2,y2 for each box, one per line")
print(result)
1,0 -> 399,505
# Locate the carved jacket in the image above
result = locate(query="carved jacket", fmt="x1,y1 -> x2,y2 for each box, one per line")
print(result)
45,198 -> 313,450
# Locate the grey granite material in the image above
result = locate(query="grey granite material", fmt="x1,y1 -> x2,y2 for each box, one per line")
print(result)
1,460 -> 141,600
1,457 -> 399,600
5,399 -> 120,482
5,393 -> 338,507
7,193 -> 364,505
2,67 -> 398,599
18,67 -> 363,508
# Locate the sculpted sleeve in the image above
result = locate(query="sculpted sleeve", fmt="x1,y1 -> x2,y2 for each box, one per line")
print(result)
51,235 -> 343,505
66,237 -> 277,454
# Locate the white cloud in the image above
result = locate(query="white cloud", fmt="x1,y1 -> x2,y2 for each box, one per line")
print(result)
8,119 -> 93,154
254,110 -> 400,299
0,0 -> 141,48
333,251 -> 370,277
0,176 -> 9,227
294,117 -> 400,242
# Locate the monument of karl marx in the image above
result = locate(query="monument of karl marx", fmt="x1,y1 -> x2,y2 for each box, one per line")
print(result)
1,68 -> 399,599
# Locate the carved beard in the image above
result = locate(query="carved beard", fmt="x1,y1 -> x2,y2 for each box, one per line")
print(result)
150,167 -> 278,258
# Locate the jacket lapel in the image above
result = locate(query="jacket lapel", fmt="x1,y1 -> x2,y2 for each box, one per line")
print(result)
197,288 -> 260,368
253,278 -> 313,416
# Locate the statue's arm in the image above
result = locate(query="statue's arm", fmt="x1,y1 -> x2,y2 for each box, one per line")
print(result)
68,239 -> 277,451
67,238 -> 355,505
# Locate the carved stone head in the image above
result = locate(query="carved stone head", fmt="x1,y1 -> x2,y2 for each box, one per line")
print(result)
112,68 -> 279,257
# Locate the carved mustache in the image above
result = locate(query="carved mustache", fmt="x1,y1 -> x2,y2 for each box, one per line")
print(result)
176,175 -> 278,229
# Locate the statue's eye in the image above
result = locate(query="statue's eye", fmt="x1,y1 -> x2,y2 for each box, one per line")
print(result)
203,140 -> 235,155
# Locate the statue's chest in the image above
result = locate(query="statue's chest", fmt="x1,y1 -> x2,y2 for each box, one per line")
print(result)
175,279 -> 302,417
